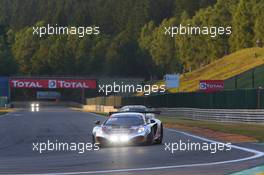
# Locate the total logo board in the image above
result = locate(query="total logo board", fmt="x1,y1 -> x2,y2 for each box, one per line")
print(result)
199,80 -> 224,92
9,79 -> 97,89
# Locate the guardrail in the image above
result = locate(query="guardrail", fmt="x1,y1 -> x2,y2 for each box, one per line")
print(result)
159,108 -> 264,123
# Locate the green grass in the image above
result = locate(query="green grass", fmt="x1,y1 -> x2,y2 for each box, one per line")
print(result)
158,116 -> 264,142
152,48 -> 264,93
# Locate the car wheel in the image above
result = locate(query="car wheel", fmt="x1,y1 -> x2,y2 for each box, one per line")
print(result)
146,129 -> 154,145
99,143 -> 105,148
156,124 -> 163,144
92,135 -> 95,144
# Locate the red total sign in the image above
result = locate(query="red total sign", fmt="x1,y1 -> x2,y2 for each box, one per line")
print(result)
9,79 -> 97,89
199,80 -> 224,92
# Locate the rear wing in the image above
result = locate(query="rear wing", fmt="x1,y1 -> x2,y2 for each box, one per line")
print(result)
109,110 -> 161,116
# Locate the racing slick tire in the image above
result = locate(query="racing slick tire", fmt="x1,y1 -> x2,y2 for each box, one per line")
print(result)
156,124 -> 163,144
145,129 -> 154,145
92,135 -> 95,144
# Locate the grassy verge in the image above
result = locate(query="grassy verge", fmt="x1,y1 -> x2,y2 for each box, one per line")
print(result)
158,116 -> 264,142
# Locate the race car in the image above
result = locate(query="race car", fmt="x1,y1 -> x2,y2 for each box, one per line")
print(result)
118,105 -> 163,142
92,111 -> 163,147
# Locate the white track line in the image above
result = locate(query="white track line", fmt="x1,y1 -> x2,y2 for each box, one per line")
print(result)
17,113 -> 264,175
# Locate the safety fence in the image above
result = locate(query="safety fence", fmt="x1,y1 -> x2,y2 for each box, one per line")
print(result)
224,64 -> 264,90
159,108 -> 264,123
86,88 -> 264,109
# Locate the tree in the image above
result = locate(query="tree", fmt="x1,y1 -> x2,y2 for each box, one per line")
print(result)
12,25 -> 40,74
106,31 -> 154,77
229,0 -> 256,51
253,1 -> 264,43
0,26 -> 17,75
139,18 -> 181,74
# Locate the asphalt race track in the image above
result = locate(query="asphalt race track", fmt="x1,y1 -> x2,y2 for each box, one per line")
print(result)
0,107 -> 263,175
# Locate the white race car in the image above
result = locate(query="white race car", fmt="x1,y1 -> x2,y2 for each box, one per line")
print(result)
92,110 -> 163,147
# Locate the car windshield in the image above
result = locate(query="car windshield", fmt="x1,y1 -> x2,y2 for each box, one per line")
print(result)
104,115 -> 144,127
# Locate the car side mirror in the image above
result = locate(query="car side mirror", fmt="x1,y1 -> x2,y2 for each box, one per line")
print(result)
94,120 -> 100,125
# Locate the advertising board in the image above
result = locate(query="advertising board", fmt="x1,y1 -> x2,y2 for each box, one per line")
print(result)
164,74 -> 180,88
199,80 -> 224,92
9,79 -> 97,89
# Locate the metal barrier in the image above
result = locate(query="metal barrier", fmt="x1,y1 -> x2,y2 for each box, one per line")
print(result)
159,108 -> 264,123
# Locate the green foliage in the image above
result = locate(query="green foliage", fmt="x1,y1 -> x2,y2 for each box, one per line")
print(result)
139,18 -> 182,74
229,0 -> 256,51
253,1 -> 264,42
139,0 -> 263,73
0,32 -> 17,75
0,0 -> 263,79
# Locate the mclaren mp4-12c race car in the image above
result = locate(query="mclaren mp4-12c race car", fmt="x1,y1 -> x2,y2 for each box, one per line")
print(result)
92,110 -> 163,147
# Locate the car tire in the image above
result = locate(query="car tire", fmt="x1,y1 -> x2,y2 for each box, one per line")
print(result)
156,124 -> 163,144
92,135 -> 95,144
99,143 -> 105,148
146,129 -> 154,145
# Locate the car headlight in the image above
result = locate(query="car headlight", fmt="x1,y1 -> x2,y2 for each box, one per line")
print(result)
120,135 -> 129,142
138,127 -> 145,133
110,135 -> 129,143
110,135 -> 118,142
97,127 -> 104,135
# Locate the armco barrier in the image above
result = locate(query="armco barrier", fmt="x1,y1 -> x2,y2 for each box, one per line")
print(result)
82,104 -> 264,123
159,108 -> 264,123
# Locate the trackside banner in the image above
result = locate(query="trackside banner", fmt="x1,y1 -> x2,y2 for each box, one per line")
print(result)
199,80 -> 224,92
9,79 -> 97,89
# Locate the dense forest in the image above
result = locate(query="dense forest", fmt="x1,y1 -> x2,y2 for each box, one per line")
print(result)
0,0 -> 263,79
